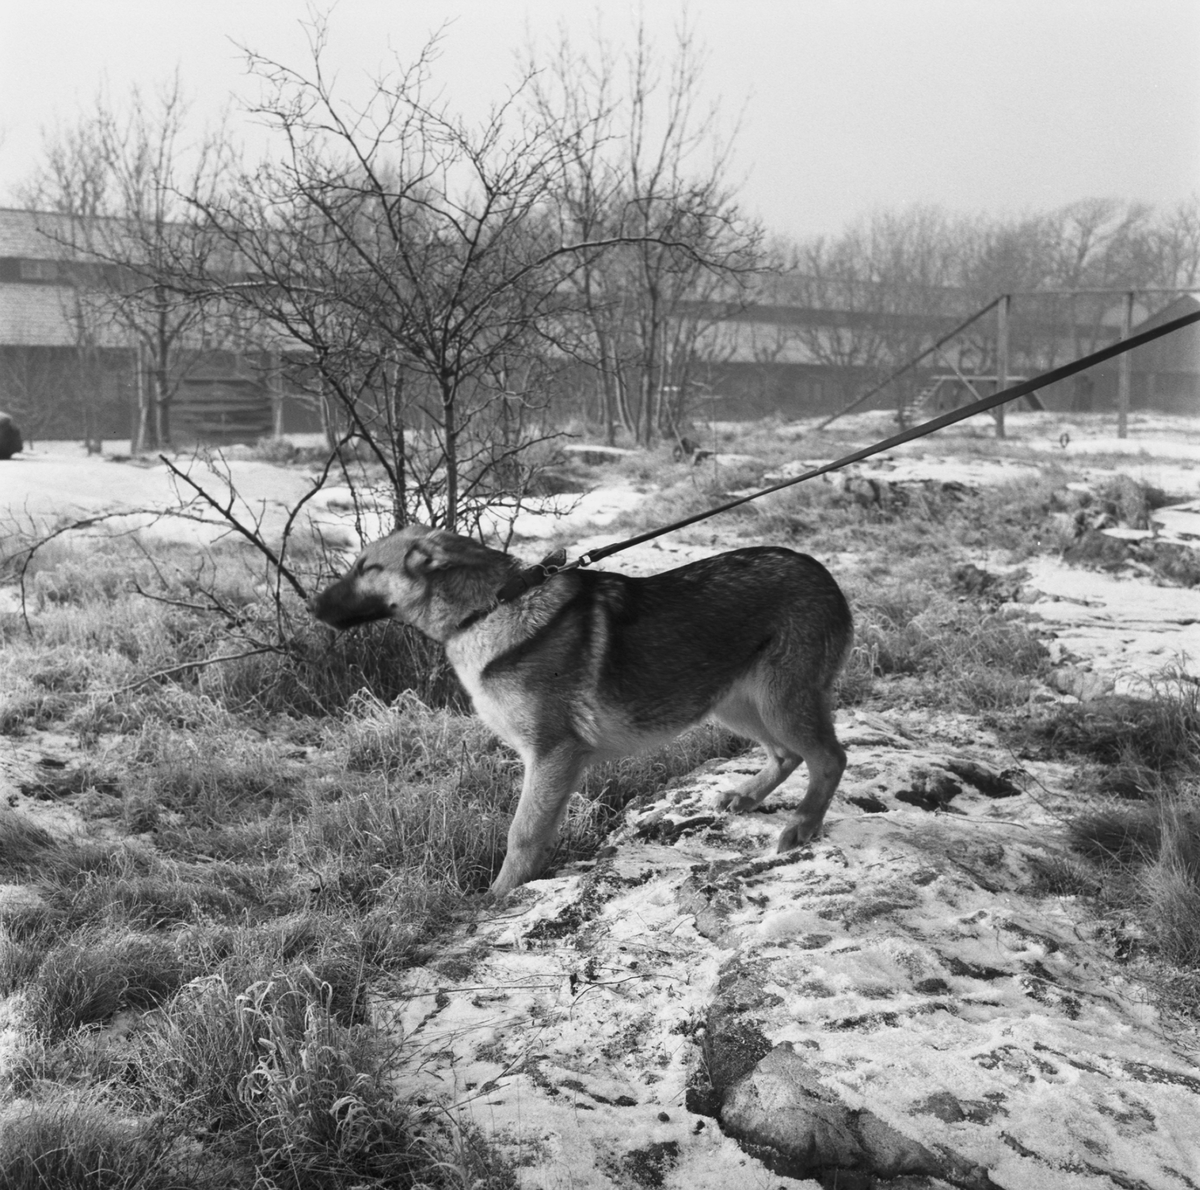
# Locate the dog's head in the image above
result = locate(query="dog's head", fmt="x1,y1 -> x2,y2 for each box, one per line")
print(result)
308,525 -> 509,639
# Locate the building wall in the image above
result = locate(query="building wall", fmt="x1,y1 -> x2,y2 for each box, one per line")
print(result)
0,344 -> 135,442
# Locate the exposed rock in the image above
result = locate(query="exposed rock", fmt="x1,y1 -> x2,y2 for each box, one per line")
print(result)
387,710 -> 1200,1189
721,1043 -> 998,1188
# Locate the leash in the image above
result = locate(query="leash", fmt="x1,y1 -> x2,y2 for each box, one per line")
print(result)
495,305 -> 1200,604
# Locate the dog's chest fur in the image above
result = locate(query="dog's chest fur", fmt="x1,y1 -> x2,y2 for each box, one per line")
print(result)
443,577 -> 644,759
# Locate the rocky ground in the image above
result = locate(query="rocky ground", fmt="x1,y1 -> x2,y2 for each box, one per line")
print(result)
387,713 -> 1198,1190
381,421 -> 1200,1188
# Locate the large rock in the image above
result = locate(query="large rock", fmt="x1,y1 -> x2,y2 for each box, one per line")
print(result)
721,1044 -> 997,1188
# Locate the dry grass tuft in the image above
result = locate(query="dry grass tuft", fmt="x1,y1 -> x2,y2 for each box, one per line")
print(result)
1030,676 -> 1200,1005
21,932 -> 187,1040
0,1096 -> 186,1190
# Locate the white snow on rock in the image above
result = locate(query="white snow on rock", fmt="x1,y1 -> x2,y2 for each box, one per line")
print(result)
1151,501 -> 1200,542
386,712 -> 1200,1189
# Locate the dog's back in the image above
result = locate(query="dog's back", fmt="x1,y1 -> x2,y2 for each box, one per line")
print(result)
583,547 -> 850,731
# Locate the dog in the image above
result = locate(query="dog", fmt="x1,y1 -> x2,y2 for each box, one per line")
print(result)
310,526 -> 853,896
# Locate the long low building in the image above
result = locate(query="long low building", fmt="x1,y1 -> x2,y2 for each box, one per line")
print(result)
2,205 -> 1197,444
0,207 -> 321,446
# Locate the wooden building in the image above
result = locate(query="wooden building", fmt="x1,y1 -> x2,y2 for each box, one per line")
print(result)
0,207 -> 320,446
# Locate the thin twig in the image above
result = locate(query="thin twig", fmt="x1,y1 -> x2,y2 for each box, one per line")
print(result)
99,646 -> 284,697
15,509 -> 165,633
158,455 -> 309,601
272,431 -> 357,635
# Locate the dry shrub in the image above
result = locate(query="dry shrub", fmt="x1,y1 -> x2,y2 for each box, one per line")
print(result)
205,617 -> 465,717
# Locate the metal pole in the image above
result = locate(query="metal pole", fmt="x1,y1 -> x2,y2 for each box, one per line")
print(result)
995,294 -> 1010,439
1117,291 -> 1134,439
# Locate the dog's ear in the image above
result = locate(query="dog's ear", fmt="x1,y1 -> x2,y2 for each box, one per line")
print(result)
404,539 -> 449,575
404,531 -> 495,575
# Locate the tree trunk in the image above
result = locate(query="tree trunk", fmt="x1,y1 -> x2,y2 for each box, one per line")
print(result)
153,364 -> 171,448
597,329 -> 619,445
442,377 -> 458,530
269,351 -> 284,438
388,359 -> 407,529
615,366 -> 634,438
132,345 -> 152,453
318,378 -> 338,452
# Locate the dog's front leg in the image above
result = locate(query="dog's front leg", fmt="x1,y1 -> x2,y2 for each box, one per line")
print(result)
490,743 -> 588,897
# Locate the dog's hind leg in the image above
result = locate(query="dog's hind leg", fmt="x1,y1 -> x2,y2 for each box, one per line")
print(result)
713,685 -> 847,849
712,695 -> 802,812
490,742 -> 588,898
773,698 -> 846,852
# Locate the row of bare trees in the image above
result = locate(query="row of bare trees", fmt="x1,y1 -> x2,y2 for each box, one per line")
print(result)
18,15 -> 763,533
526,20 -> 761,445
23,72 -> 234,452
760,198 -> 1200,408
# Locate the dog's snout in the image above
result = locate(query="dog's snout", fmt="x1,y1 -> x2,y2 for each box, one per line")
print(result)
307,572 -> 391,630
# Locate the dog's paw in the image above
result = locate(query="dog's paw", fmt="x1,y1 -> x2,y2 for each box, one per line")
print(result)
717,790 -> 760,813
776,820 -> 820,852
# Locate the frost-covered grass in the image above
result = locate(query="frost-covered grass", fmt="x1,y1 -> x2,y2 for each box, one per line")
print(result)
1021,675 -> 1200,1010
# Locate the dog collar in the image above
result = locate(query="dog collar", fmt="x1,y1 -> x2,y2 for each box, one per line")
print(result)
453,547 -> 570,634
494,547 -> 568,603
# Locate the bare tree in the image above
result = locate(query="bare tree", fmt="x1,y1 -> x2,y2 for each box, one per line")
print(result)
183,23 -> 595,534
1151,194 -> 1200,291
24,73 -> 234,451
527,13 -> 765,445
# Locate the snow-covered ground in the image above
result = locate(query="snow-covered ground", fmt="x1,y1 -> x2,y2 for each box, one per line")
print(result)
390,717 -> 1200,1188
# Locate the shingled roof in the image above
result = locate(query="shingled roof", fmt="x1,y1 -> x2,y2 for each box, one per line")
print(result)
0,283 -> 127,347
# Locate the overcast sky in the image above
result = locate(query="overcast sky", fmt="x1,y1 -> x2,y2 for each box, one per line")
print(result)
1,0 -> 1197,241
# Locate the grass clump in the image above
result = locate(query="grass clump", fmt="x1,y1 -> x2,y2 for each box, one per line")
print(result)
1028,677 -> 1200,798
841,568 -> 1049,712
0,1096 -> 187,1190
125,972 -> 510,1189
23,933 -> 187,1040
0,974 -> 514,1189
1025,676 -> 1200,1007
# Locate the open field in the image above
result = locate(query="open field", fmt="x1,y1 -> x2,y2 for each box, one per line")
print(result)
1,410 -> 1199,1186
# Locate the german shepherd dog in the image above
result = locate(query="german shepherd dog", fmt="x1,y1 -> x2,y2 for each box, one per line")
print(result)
310,527 -> 853,896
